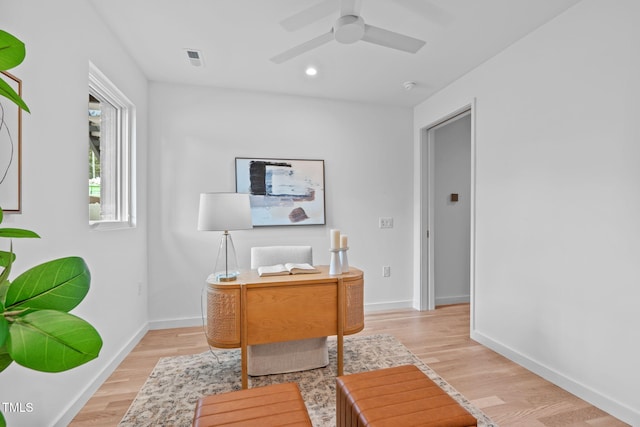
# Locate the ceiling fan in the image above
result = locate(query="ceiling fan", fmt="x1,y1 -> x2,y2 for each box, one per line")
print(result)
270,0 -> 427,64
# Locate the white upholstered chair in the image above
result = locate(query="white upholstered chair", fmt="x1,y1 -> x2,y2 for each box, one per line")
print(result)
248,245 -> 329,376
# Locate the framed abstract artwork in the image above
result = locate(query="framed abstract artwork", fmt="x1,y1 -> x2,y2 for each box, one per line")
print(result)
0,71 -> 23,213
235,157 -> 326,226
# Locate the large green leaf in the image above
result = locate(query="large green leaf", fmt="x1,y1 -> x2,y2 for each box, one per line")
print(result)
7,310 -> 102,372
0,406 -> 5,427
4,257 -> 90,312
0,345 -> 13,373
0,30 -> 26,71
0,78 -> 30,113
0,227 -> 40,238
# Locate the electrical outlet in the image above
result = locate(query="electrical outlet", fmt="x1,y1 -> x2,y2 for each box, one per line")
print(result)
379,217 -> 394,229
383,266 -> 391,277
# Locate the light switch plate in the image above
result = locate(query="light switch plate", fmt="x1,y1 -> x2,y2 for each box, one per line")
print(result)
379,217 -> 394,229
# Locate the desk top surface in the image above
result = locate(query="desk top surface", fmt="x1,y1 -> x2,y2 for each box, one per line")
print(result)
207,265 -> 363,288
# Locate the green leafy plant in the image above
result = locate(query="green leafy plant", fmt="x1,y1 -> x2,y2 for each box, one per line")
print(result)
0,210 -> 103,426
0,30 -> 102,427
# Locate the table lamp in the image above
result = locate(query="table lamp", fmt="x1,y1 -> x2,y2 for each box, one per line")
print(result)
198,192 -> 253,282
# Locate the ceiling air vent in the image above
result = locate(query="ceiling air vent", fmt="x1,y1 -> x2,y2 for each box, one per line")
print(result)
185,49 -> 204,67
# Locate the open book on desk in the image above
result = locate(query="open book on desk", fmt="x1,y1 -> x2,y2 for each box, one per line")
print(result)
257,263 -> 320,277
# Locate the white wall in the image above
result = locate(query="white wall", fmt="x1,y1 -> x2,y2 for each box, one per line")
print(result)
414,0 -> 640,424
147,83 -> 414,325
0,1 -> 149,426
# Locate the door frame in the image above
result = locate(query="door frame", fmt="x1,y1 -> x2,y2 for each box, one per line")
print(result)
418,100 -> 476,326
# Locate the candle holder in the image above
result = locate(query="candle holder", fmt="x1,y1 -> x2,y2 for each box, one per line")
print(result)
339,247 -> 349,273
329,249 -> 342,275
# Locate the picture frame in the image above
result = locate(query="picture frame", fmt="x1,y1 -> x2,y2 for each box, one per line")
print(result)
0,71 -> 23,213
235,157 -> 326,226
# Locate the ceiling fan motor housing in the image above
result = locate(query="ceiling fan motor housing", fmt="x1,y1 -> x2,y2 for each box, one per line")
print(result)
334,15 -> 365,44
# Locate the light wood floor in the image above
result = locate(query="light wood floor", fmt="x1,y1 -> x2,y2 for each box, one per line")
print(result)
71,304 -> 628,426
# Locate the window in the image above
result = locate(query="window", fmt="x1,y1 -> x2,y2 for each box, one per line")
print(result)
88,62 -> 135,229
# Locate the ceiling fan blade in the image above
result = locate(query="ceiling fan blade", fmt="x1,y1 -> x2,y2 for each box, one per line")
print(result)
280,0 -> 336,32
361,24 -> 425,53
270,31 -> 334,64
340,0 -> 361,17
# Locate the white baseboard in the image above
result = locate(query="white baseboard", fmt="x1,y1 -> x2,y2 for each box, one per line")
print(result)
471,330 -> 640,426
54,323 -> 149,427
364,300 -> 413,313
148,316 -> 204,330
435,295 -> 470,306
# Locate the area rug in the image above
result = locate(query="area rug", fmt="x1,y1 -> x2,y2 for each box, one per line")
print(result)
119,334 -> 496,426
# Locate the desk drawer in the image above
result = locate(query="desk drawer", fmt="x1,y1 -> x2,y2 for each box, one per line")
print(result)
246,283 -> 338,344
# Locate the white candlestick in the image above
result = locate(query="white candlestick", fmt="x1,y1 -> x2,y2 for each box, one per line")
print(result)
340,234 -> 348,249
340,247 -> 350,273
330,229 -> 340,249
329,249 -> 342,275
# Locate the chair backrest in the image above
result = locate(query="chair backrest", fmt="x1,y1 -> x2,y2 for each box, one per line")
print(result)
250,246 -> 313,269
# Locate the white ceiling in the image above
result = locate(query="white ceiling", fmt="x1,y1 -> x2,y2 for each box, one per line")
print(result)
89,0 -> 582,108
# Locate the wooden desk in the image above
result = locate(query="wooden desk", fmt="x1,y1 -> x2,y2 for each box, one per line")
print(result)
206,266 -> 364,388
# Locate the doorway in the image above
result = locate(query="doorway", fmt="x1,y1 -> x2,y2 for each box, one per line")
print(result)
420,107 -> 474,311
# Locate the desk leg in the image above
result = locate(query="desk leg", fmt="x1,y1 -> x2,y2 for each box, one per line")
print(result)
337,277 -> 344,376
338,336 -> 343,376
241,346 -> 247,389
241,285 -> 248,389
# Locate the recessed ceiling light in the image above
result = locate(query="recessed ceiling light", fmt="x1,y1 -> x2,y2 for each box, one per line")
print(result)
305,66 -> 318,77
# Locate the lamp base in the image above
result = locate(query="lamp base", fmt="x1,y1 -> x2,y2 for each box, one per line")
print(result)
212,231 -> 241,283
216,272 -> 239,282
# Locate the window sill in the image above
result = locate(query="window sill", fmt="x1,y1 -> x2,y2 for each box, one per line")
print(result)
89,220 -> 135,231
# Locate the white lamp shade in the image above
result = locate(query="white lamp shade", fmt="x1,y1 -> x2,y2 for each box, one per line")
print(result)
198,193 -> 253,231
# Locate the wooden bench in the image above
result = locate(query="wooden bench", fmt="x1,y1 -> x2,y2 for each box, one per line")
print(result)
193,382 -> 312,426
336,365 -> 477,427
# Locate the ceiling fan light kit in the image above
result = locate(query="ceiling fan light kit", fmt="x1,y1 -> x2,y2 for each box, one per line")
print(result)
334,15 -> 365,44
271,0 -> 426,64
